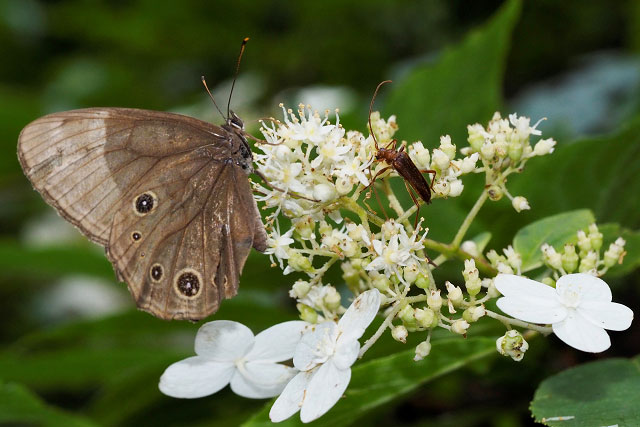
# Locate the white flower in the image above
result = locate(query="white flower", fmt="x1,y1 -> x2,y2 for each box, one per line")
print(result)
533,138 -> 556,156
495,274 -> 633,353
270,289 -> 381,423
265,228 -> 295,268
365,235 -> 411,279
159,320 -> 308,399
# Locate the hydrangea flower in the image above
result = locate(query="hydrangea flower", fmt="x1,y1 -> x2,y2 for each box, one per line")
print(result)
159,320 -> 308,399
270,289 -> 381,423
495,273 -> 633,352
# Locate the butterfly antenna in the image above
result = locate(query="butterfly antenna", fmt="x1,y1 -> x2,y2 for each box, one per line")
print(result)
228,37 -> 250,119
201,76 -> 225,121
369,80 -> 392,150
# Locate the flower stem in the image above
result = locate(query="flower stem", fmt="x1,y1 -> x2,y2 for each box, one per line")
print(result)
485,309 -> 553,334
451,189 -> 488,248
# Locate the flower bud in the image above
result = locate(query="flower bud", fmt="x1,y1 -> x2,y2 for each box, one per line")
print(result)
414,341 -> 432,361
512,196 -> 530,212
486,185 -> 503,201
427,289 -> 443,311
439,135 -> 456,160
533,138 -> 556,156
391,325 -> 408,343
433,179 -> 450,197
371,273 -> 391,292
323,286 -> 341,310
288,252 -> 314,273
414,307 -> 437,328
398,305 -> 416,325
341,263 -> 360,289
576,230 -> 592,255
461,240 -> 480,258
449,180 -> 464,197
604,237 -> 626,267
318,221 -> 332,236
293,216 -> 315,240
403,263 -> 420,284
460,153 -> 479,174
588,224 -> 603,251
445,281 -> 464,307
561,244 -> 579,273
480,141 -> 495,161
415,274 -> 430,290
462,305 -> 486,323
297,303 -> 318,323
503,246 -> 522,272
290,280 -> 311,298
507,139 -> 523,162
484,278 -> 500,298
451,319 -> 470,335
541,244 -> 563,270
496,330 -> 529,361
578,251 -> 598,273
335,177 -> 353,195
313,183 -> 337,202
467,123 -> 486,152
409,141 -> 431,170
432,148 -> 450,171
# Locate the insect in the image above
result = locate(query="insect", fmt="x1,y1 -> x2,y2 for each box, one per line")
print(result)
17,38 -> 267,321
366,80 -> 437,229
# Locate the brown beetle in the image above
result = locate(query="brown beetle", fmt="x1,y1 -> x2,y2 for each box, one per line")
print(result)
366,80 -> 437,228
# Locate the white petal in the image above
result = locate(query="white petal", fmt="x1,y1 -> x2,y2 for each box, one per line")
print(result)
158,357 -> 234,398
578,301 -> 634,331
293,322 -> 339,371
195,321 -> 254,360
496,296 -> 567,324
269,371 -> 314,423
556,273 -> 612,302
552,310 -> 611,353
494,274 -> 558,299
332,339 -> 359,370
300,361 -> 351,423
229,362 -> 297,399
246,321 -> 310,362
337,289 -> 381,342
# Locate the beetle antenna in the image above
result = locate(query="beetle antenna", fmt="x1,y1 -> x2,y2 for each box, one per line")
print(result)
368,80 -> 392,150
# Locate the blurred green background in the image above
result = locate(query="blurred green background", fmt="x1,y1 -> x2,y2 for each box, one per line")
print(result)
1,0 -> 640,426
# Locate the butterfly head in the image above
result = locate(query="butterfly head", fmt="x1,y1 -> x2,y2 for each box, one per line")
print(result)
227,111 -> 244,130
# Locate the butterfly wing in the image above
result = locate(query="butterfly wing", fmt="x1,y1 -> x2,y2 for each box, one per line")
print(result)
18,108 -> 267,320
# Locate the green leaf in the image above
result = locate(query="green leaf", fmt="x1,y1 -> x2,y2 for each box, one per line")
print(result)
530,357 -> 640,426
243,337 -> 496,426
0,381 -> 97,427
385,0 -> 521,145
598,223 -> 640,277
513,209 -> 595,272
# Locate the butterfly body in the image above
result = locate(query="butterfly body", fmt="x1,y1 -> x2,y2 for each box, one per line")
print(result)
18,108 -> 267,321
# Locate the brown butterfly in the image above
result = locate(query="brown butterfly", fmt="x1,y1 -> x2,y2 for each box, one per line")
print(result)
17,41 -> 267,321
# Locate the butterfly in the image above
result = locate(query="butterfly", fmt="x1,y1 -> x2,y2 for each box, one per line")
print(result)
17,40 -> 268,321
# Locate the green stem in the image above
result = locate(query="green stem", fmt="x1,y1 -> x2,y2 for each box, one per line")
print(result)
485,310 -> 553,334
451,190 -> 488,248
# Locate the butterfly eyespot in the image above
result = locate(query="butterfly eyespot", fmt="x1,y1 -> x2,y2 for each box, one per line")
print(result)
150,264 -> 163,282
131,231 -> 142,241
133,191 -> 157,216
174,268 -> 202,298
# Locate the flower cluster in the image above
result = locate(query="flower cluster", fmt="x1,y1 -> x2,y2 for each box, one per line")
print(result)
158,104 -> 633,424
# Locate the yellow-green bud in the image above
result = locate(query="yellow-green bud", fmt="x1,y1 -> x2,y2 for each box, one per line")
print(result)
372,274 -> 391,292
335,177 -> 353,195
496,330 -> 529,361
391,325 -> 408,343
323,287 -> 341,310
485,278 -> 500,298
403,263 -> 420,284
291,280 -> 311,298
293,216 -> 314,240
480,141 -> 495,160
603,237 -> 626,267
427,289 -> 443,311
508,139 -> 523,162
561,244 -> 579,273
578,251 -> 597,273
467,123 -> 485,152
318,221 -> 332,236
451,319 -> 470,335
463,305 -> 486,323
398,305 -> 416,326
288,252 -> 313,273
487,185 -> 503,201
414,341 -> 432,361
297,303 -> 317,323
541,277 -> 556,287
414,307 -> 437,328
415,274 -> 430,290
577,230 -> 592,255
588,224 -> 603,251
